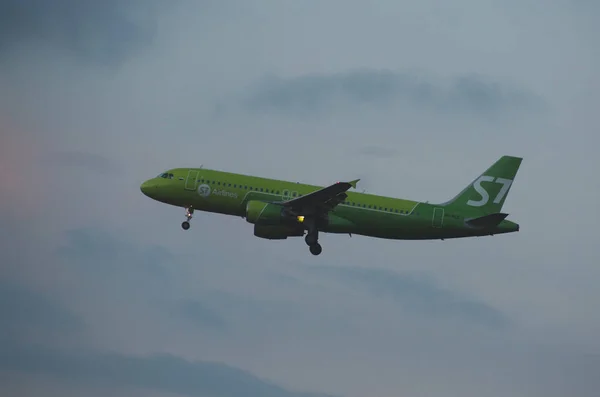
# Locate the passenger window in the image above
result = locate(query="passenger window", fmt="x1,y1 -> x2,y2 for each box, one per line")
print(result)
244,186 -> 248,189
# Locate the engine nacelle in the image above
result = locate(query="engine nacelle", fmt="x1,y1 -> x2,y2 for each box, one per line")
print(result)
246,200 -> 305,239
254,224 -> 304,240
246,200 -> 292,225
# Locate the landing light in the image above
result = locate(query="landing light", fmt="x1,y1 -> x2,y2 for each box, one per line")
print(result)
297,216 -> 305,223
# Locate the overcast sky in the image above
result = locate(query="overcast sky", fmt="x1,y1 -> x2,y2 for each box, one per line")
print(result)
1,1 -> 599,396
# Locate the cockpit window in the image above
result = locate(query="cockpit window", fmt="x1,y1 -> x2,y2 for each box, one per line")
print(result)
158,173 -> 174,179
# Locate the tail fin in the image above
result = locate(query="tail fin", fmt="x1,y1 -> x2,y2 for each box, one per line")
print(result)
440,155 -> 522,215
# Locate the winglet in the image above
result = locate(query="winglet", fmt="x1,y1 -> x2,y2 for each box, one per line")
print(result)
348,179 -> 360,189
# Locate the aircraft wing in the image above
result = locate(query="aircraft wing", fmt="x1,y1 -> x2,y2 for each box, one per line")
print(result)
282,179 -> 360,213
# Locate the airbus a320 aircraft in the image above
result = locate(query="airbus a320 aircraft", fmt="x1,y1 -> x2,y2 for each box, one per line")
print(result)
140,155 -> 522,255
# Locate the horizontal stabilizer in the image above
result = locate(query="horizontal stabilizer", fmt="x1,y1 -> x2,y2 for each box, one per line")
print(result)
465,212 -> 508,228
348,179 -> 360,189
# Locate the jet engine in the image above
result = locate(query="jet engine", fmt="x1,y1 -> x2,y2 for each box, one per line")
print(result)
253,224 -> 304,240
245,200 -> 296,225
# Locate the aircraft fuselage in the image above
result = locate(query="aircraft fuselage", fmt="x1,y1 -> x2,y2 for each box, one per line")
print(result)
141,157 -> 521,255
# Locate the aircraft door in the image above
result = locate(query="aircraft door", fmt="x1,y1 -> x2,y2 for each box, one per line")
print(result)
185,170 -> 200,191
432,207 -> 444,228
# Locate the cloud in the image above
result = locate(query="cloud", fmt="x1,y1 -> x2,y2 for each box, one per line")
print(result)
41,151 -> 119,174
239,69 -> 544,119
0,344 -> 336,397
56,227 -> 173,281
306,265 -> 509,329
168,299 -> 228,331
0,121 -> 44,217
356,146 -> 398,159
1,0 -> 599,396
0,0 -> 163,65
0,280 -> 84,344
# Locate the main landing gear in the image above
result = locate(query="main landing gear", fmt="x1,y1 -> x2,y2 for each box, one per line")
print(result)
305,229 -> 322,256
181,207 -> 194,230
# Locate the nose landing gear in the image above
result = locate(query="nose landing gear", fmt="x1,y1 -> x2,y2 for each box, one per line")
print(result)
181,207 -> 194,230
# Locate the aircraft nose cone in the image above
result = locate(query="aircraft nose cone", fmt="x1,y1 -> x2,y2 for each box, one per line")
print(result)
140,180 -> 154,197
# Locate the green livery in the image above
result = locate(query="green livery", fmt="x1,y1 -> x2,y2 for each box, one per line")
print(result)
140,156 -> 522,255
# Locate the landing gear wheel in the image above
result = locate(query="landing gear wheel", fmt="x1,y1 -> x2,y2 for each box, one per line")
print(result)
305,232 -> 318,246
309,243 -> 322,256
181,221 -> 190,230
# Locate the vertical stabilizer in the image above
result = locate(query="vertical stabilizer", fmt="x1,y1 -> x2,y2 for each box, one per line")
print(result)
440,156 -> 522,214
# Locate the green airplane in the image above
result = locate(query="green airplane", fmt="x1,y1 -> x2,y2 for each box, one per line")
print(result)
140,155 -> 522,255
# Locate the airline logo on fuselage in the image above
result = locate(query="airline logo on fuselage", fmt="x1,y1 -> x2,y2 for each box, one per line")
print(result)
197,183 -> 238,199
212,189 -> 238,199
197,184 -> 211,197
